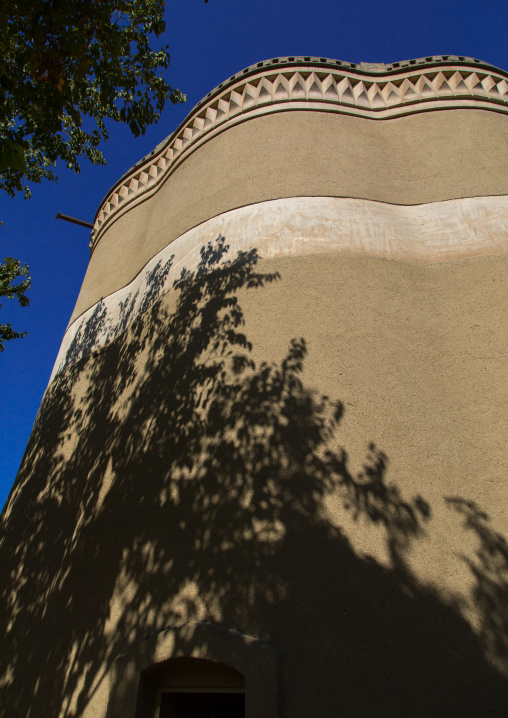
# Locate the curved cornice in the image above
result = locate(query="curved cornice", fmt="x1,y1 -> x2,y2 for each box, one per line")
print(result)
90,56 -> 508,253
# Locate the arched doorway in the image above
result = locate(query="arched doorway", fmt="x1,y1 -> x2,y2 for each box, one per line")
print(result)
137,657 -> 245,718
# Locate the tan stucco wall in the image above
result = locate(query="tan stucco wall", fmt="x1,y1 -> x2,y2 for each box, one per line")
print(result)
71,108 -> 508,322
3,58 -> 508,717
53,193 -> 508,382
2,251 -> 508,717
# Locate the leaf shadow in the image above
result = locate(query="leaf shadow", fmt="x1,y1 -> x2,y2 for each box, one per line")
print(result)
1,237 -> 507,717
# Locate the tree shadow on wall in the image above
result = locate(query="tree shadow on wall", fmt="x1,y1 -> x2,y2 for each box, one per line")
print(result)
60,254 -> 176,372
446,497 -> 508,676
1,238 -> 508,717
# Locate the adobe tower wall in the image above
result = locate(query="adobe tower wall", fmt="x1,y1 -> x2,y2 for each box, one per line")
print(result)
2,56 -> 508,718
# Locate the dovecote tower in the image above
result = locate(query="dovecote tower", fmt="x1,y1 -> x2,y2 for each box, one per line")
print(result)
2,56 -> 508,717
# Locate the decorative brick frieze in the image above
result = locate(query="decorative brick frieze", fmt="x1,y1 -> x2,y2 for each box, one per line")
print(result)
90,56 -> 508,252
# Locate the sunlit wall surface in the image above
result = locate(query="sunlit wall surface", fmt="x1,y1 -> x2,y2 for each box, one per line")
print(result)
2,57 -> 508,717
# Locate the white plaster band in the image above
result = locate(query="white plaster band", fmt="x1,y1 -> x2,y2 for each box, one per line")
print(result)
52,194 -> 508,383
91,60 -> 508,249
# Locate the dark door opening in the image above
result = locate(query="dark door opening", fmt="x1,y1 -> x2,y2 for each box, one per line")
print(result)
159,691 -> 245,718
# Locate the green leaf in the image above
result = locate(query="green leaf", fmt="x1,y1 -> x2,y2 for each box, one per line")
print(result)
0,0 -> 192,352
0,141 -> 27,174
0,1 -> 186,192
0,256 -> 31,350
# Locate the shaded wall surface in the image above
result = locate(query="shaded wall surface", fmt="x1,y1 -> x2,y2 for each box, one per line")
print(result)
2,56 -> 508,718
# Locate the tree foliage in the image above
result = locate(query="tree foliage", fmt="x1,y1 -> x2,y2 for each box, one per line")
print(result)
0,0 -> 185,198
0,257 -> 31,351
0,1 -> 187,349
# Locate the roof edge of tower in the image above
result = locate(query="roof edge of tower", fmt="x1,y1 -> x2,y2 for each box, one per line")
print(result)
90,55 -> 508,254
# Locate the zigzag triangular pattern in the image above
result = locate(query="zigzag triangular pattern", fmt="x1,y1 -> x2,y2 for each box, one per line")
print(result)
399,78 -> 418,101
481,75 -> 496,92
91,61 -> 508,250
215,99 -> 228,121
450,72 -> 469,94
383,82 -> 401,105
369,85 -> 385,108
191,117 -> 204,136
258,79 -> 272,103
205,107 -> 217,124
243,83 -> 257,108
354,82 -> 370,107
417,75 -> 436,98
322,75 -> 339,101
482,76 -> 503,99
337,77 -> 355,104
434,72 -> 454,95
307,73 -> 323,99
291,73 -> 306,98
465,72 -> 481,93
229,91 -> 243,114
273,76 -> 290,100
498,80 -> 508,99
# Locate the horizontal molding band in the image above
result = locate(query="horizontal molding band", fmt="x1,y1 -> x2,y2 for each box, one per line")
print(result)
90,57 -> 508,252
52,194 -> 508,383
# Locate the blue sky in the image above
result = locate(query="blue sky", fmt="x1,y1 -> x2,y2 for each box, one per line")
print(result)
1,0 -> 508,510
